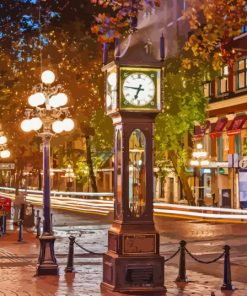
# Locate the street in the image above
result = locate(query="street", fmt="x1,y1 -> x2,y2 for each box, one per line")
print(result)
48,210 -> 247,284
1,209 -> 247,295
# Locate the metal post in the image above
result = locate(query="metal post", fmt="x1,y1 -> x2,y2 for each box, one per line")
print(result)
2,209 -> 6,234
50,213 -> 53,234
221,245 -> 234,290
18,220 -> 24,242
176,240 -> 188,282
36,216 -> 41,238
43,134 -> 51,234
65,236 -> 76,272
36,134 -> 58,276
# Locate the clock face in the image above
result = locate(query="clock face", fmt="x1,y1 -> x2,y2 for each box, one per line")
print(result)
123,73 -> 155,106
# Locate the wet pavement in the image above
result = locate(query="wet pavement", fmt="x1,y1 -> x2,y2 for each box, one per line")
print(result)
0,209 -> 247,295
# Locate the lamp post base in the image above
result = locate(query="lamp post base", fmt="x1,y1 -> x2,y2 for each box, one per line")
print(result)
36,233 -> 59,276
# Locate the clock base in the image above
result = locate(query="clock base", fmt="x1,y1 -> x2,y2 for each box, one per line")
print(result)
101,252 -> 166,293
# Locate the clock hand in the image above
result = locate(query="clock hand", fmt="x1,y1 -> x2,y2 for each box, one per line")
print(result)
134,84 -> 143,99
124,86 -> 144,91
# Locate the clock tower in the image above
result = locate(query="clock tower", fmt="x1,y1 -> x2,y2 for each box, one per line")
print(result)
101,31 -> 166,294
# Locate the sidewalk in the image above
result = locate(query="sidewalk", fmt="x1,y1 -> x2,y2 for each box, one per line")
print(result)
0,223 -> 247,296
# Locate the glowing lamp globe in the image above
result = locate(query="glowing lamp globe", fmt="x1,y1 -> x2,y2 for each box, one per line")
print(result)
190,159 -> 199,166
41,70 -> 55,84
0,136 -> 7,145
0,150 -> 10,158
49,95 -> 60,108
201,160 -> 209,166
56,93 -> 68,106
196,143 -> 203,150
63,118 -> 74,131
28,93 -> 46,107
21,119 -> 32,132
31,117 -> 43,131
52,120 -> 64,133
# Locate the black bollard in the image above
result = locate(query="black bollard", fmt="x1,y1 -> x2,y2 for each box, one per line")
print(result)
2,209 -> 6,234
176,240 -> 188,282
36,216 -> 41,238
65,235 -> 76,272
221,245 -> 234,290
17,220 -> 24,242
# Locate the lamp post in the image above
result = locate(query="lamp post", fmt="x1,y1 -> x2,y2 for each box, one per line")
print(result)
65,163 -> 75,191
21,70 -> 74,275
190,143 -> 209,206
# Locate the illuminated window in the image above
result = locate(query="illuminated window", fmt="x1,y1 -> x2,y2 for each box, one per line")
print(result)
237,58 -> 247,89
217,65 -> 228,95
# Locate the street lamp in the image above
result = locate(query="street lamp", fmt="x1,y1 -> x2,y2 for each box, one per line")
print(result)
0,134 -> 10,159
190,143 -> 209,206
21,70 -> 74,275
65,163 -> 75,191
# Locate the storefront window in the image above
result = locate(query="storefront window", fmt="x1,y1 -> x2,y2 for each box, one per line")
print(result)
235,134 -> 242,156
129,129 -> 146,217
237,58 -> 247,89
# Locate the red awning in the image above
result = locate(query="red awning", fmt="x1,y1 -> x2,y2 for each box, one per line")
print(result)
210,118 -> 228,138
194,125 -> 204,139
227,115 -> 247,135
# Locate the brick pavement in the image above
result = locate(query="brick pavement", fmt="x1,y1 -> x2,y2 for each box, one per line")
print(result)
0,223 -> 247,296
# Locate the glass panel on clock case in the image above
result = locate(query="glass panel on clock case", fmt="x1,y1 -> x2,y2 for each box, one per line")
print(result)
115,130 -> 122,218
106,70 -> 117,113
128,129 -> 146,217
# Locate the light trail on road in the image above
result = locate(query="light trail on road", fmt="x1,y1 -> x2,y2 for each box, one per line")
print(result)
0,188 -> 247,222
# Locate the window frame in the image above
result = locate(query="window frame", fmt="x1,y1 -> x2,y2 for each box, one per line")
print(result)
236,57 -> 247,90
217,65 -> 229,95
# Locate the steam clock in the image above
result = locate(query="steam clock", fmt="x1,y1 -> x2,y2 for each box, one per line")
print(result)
101,36 -> 165,293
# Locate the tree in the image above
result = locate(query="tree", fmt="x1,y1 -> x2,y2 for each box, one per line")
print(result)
183,0 -> 247,69
155,56 -> 207,205
90,0 -> 160,43
0,1 -> 111,191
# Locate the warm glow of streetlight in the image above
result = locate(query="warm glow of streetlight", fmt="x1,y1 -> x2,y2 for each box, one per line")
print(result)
21,119 -> 32,132
52,120 -> 64,133
28,92 -> 46,107
63,118 -> 74,131
31,117 -> 43,131
190,159 -> 199,166
200,160 -> 209,166
49,93 -> 68,108
196,143 -> 203,149
0,150 -> 10,158
41,70 -> 55,84
0,136 -> 7,145
56,93 -> 68,106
